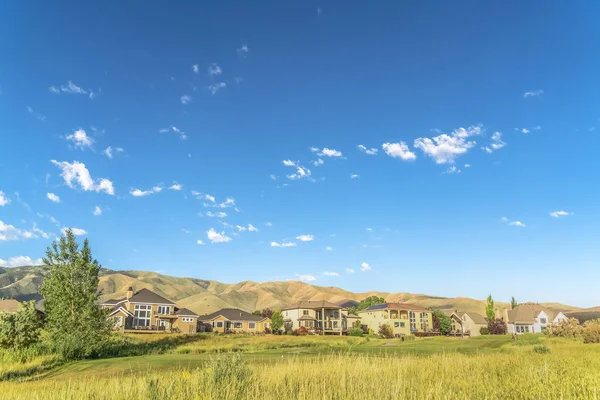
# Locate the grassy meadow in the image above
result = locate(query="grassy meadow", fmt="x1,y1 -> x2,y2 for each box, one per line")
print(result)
1,334 -> 599,399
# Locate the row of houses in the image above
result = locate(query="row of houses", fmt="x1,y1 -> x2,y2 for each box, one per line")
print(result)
2,287 -> 584,337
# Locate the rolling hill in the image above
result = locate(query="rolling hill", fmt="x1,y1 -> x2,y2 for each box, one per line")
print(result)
0,265 -> 589,316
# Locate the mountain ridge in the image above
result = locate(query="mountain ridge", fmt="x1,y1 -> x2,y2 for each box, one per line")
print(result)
0,265 -> 591,316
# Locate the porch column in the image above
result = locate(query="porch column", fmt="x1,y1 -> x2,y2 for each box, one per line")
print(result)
322,307 -> 325,336
339,311 -> 342,336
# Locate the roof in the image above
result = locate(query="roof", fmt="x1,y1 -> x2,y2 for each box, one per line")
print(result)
298,314 -> 317,321
282,300 -> 342,311
109,305 -> 133,317
200,308 -> 265,322
336,299 -> 360,309
359,303 -> 429,313
175,308 -> 199,317
128,288 -> 176,305
101,298 -> 126,306
506,303 -> 558,324
0,299 -> 21,313
464,312 -> 487,325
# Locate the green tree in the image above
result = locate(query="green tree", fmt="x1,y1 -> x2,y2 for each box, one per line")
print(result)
251,311 -> 261,316
356,296 -> 386,312
40,229 -> 112,359
270,309 -> 284,333
485,294 -> 495,322
430,309 -> 453,335
511,297 -> 518,309
0,301 -> 43,350
378,323 -> 394,338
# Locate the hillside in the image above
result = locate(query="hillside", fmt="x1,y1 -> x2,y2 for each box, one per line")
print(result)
0,265 -> 587,316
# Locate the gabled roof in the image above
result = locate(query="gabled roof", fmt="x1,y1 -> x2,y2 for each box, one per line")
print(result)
200,308 -> 265,322
109,305 -> 133,317
128,288 -> 176,305
464,312 -> 487,325
175,308 -> 199,317
282,300 -> 342,311
359,303 -> 429,313
506,303 -> 557,324
101,298 -> 126,306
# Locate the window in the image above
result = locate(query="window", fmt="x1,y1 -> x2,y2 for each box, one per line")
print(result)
133,304 -> 151,327
285,311 -> 288,316
157,306 -> 171,315
333,321 -> 338,328
303,310 -> 309,316
400,322 -> 405,328
181,317 -> 194,323
264,322 -> 269,328
216,321 -> 223,328
233,322 -> 243,329
333,311 -> 339,319
394,322 -> 400,328
249,322 -> 256,329
525,326 -> 529,333
540,318 -> 547,324
409,311 -> 417,331
420,312 -> 429,331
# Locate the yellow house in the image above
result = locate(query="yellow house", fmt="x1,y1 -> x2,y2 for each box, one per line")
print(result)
358,303 -> 433,336
101,287 -> 200,334
200,308 -> 271,333
450,311 -> 487,336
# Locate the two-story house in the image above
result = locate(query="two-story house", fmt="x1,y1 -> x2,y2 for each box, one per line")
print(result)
358,303 -> 433,336
281,300 -> 360,335
503,303 -> 567,334
101,287 -> 200,334
449,311 -> 487,336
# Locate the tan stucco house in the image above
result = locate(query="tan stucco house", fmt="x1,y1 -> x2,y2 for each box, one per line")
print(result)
281,300 -> 360,335
200,308 -> 270,333
101,287 -> 200,334
450,311 -> 487,336
358,303 -> 433,336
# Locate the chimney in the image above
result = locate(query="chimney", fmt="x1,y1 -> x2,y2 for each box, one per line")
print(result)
503,308 -> 509,322
126,287 -> 133,299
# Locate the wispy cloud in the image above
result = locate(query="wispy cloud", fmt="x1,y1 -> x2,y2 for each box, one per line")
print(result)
312,159 -> 324,167
523,89 -> 544,98
345,268 -> 355,274
103,146 -> 124,159
282,160 -> 313,181
180,95 -> 191,105
192,64 -> 199,74
130,185 -> 163,197
357,144 -> 378,155
207,228 -> 232,243
444,166 -> 461,174
49,81 -> 96,99
169,183 -> 182,191
208,82 -> 227,94
0,220 -> 36,241
509,221 -> 526,228
51,160 -> 114,195
65,129 -> 94,149
323,271 -> 339,277
414,125 -> 482,164
382,142 -> 417,161
26,106 -> 46,121
0,191 -> 10,206
271,241 -> 297,248
295,274 -> 316,282
296,234 -> 314,242
46,193 -> 60,203
482,131 -> 506,154
248,224 -> 259,232
361,262 -> 372,272
208,63 -> 223,77
197,239 -> 205,245
318,148 -> 343,157
0,256 -> 44,268
550,210 -> 573,218
325,246 -> 333,251
237,45 -> 249,57
61,227 -> 87,236
93,206 -> 102,216
159,126 -> 187,140
206,211 -> 227,218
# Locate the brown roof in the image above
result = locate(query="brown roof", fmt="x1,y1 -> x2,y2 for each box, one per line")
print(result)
200,308 -> 265,322
175,308 -> 199,317
109,305 -> 133,317
298,314 -> 317,321
101,298 -> 126,306
128,288 -> 176,305
464,312 -> 487,325
359,303 -> 429,313
506,303 -> 558,324
0,299 -> 20,313
282,300 -> 342,311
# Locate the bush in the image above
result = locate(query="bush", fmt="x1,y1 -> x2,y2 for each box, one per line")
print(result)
487,319 -> 507,335
479,327 -> 489,335
293,327 -> 308,336
544,318 -> 582,338
378,324 -> 394,339
533,344 -> 551,354
349,325 -> 364,337
582,319 -> 600,344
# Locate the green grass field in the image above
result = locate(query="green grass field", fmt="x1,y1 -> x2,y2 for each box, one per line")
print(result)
1,334 -> 599,399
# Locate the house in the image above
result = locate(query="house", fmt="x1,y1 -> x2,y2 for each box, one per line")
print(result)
101,287 -> 200,334
200,308 -> 270,333
358,303 -> 433,336
281,300 -> 360,335
450,311 -> 487,336
503,303 -> 567,334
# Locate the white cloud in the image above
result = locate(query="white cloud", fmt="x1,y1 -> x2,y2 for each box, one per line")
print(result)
500,217 -> 508,223
205,194 -> 216,202
445,166 -> 461,174
366,228 -> 373,232
0,191 -> 10,206
0,220 -> 36,241
550,210 -> 573,218
465,164 -> 471,168
533,126 -> 542,131
270,174 -> 277,181
180,95 -> 191,105
206,211 -> 227,218
92,206 -> 102,216
323,271 -> 339,277
248,224 -> 259,232
208,63 -> 223,76
65,129 -> 94,149
130,185 -> 163,197
295,274 -> 316,282
509,221 -> 526,228
49,81 -> 95,98
318,148 -> 343,157
197,239 -> 205,245
237,45 -> 249,57
382,142 -> 417,161
236,225 -> 247,232
0,256 -> 44,268
350,174 -> 359,179
271,241 -> 297,248
192,64 -> 199,73
523,90 -> 544,98
159,126 -> 187,140
51,160 -> 114,195
282,160 -> 312,181
264,222 -> 273,227
103,146 -> 124,159
61,227 -> 87,236
325,246 -> 333,251
207,228 -> 232,243
345,268 -> 355,274
519,128 -> 530,134
357,144 -> 378,155
169,183 -> 182,191
32,224 -> 50,239
27,106 -> 46,121
414,125 -> 482,164
360,262 -> 372,272
482,132 -> 506,153
208,82 -> 227,94
296,234 -> 314,242
309,147 -> 319,153
282,160 -> 297,167
313,158 -> 324,167
46,193 -> 60,203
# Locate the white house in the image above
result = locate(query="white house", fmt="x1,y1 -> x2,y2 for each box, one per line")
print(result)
504,303 -> 567,334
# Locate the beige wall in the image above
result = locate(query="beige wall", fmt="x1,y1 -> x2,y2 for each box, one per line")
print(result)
208,315 -> 270,333
173,316 -> 198,334
461,314 -> 486,336
283,308 -> 348,331
359,309 -> 433,336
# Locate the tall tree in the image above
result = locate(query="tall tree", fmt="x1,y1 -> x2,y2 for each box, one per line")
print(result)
270,309 -> 284,333
356,296 -> 386,312
0,301 -> 43,350
430,309 -> 453,335
485,294 -> 495,321
511,297 -> 518,309
40,229 -> 112,359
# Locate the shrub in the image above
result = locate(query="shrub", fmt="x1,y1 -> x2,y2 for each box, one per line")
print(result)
544,318 -> 582,338
582,319 -> 600,344
487,319 -> 507,335
293,327 -> 308,336
349,325 -> 364,337
479,327 -> 489,335
533,344 -> 551,354
378,324 -> 394,339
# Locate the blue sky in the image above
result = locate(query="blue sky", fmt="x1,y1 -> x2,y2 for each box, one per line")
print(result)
1,1 -> 599,307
